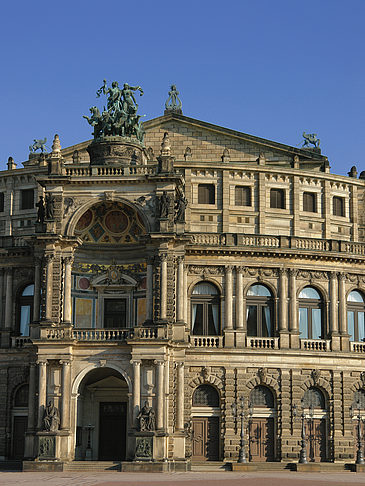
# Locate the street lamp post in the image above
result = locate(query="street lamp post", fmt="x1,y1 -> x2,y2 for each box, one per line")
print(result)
231,396 -> 247,463
350,400 -> 364,465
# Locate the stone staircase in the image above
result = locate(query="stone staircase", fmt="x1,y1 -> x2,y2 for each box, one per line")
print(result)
63,461 -> 121,471
191,461 -> 230,472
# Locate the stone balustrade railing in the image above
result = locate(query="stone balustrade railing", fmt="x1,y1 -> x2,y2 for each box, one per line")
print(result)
37,326 -> 167,342
11,336 -> 32,348
189,335 -> 224,348
350,342 -> 365,352
188,233 -> 365,257
73,328 -> 133,341
246,337 -> 279,349
62,165 -> 157,177
300,339 -> 330,351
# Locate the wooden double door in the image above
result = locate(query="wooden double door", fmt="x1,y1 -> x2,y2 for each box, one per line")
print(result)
192,417 -> 220,461
249,417 -> 275,462
12,416 -> 27,459
306,418 -> 327,462
99,402 -> 127,460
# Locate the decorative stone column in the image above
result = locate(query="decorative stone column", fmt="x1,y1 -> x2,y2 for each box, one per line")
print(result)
160,254 -> 167,320
33,257 -> 41,323
60,359 -> 72,429
225,266 -> 233,329
37,359 -> 48,429
44,254 -> 54,322
289,269 -> 299,348
131,360 -> 141,425
0,269 -> 4,326
63,256 -> 73,323
176,256 -> 184,322
338,273 -> 349,350
225,266 -> 234,347
4,268 -> 12,328
279,269 -> 289,348
329,272 -> 340,350
176,362 -> 184,431
235,267 -> 245,346
27,363 -> 36,430
183,265 -> 188,323
154,360 -> 165,430
146,258 -> 154,322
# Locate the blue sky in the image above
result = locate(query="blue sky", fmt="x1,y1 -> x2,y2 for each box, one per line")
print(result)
0,0 -> 364,175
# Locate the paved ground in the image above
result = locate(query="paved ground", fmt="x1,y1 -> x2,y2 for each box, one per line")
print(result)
1,472 -> 365,486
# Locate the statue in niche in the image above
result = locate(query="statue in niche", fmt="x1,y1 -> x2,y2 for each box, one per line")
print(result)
45,193 -> 55,220
36,196 -> 45,223
137,401 -> 156,431
43,401 -> 60,432
159,191 -> 171,218
175,194 -> 188,223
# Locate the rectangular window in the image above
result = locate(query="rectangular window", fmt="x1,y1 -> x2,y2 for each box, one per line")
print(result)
303,192 -> 317,213
198,184 -> 215,204
333,196 -> 345,216
104,299 -> 126,328
0,193 -> 4,212
270,188 -> 285,209
235,186 -> 251,206
20,189 -> 34,210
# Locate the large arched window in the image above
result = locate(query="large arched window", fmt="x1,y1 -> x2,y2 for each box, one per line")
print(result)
299,286 -> 324,340
191,282 -> 220,336
303,387 -> 326,409
347,290 -> 365,342
246,284 -> 274,337
250,385 -> 275,408
192,385 -> 220,407
17,284 -> 34,336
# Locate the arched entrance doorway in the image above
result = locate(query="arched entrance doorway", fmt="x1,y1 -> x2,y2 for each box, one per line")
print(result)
191,385 -> 220,461
11,384 -> 29,459
75,367 -> 129,461
302,387 -> 327,462
249,385 -> 276,462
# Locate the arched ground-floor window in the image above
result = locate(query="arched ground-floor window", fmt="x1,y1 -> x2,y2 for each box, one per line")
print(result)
11,384 -> 28,459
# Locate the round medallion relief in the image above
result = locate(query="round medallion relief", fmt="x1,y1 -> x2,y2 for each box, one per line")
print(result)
78,277 -> 90,290
75,209 -> 93,231
104,210 -> 129,234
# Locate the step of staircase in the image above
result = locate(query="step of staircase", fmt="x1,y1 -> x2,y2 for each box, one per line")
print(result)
191,461 -> 229,472
0,460 -> 22,471
63,461 -> 121,471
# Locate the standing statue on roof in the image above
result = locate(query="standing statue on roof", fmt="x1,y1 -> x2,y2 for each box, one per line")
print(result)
165,85 -> 182,114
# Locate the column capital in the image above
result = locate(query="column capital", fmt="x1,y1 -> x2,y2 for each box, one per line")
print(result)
338,272 -> 346,282
154,360 -> 165,367
288,268 -> 297,278
329,271 -> 338,280
34,256 -> 43,266
236,266 -> 245,274
44,254 -> 55,264
159,253 -> 168,263
176,255 -> 184,265
63,255 -> 74,266
59,359 -> 72,366
36,358 -> 48,366
147,256 -> 155,265
225,265 -> 233,273
278,268 -> 288,277
130,359 -> 142,366
175,361 -> 184,369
